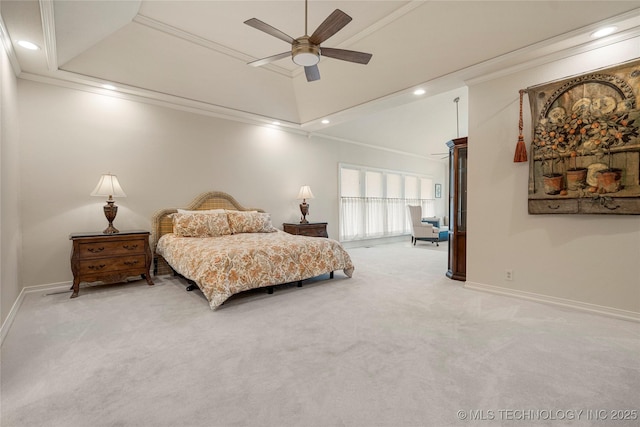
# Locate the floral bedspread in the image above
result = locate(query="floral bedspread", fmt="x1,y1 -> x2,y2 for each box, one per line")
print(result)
156,230 -> 354,309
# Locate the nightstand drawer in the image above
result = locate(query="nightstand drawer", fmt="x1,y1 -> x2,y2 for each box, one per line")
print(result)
298,225 -> 328,237
78,239 -> 147,258
78,255 -> 147,275
283,222 -> 328,238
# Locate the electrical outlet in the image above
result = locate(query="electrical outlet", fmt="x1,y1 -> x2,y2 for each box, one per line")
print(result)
505,270 -> 513,281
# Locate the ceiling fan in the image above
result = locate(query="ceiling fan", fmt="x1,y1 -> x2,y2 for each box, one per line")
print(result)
244,0 -> 372,82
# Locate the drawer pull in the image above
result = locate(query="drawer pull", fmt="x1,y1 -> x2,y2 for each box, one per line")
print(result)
88,247 -> 105,253
124,260 -> 139,266
593,196 -> 621,211
88,264 -> 106,270
123,244 -> 139,250
547,204 -> 560,210
601,201 -> 620,211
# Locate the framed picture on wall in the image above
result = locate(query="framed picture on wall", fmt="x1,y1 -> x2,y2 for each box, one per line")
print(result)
435,183 -> 442,198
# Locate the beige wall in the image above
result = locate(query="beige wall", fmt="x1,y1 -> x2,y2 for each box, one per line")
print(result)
467,36 -> 640,315
1,42 -> 21,325
16,79 -> 445,290
8,35 -> 640,320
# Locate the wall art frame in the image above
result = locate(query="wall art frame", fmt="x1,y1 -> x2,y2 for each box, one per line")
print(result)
527,59 -> 640,215
435,183 -> 442,198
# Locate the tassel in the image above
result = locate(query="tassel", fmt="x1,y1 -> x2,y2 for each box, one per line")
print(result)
514,134 -> 528,163
514,89 -> 528,163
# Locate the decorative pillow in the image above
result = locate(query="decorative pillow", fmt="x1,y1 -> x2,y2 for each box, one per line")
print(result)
177,208 -> 225,214
172,212 -> 231,237
226,211 -> 277,234
422,216 -> 440,228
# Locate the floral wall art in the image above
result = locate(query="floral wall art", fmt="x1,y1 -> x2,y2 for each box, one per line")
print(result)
527,59 -> 640,214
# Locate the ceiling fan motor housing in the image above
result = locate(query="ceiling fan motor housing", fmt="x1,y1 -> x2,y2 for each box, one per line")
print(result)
292,36 -> 320,66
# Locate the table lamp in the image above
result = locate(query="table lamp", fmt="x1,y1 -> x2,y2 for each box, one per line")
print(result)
91,173 -> 126,234
297,185 -> 314,224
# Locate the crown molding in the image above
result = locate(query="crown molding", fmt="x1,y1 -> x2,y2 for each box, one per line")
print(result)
310,132 -> 432,161
39,0 -> 58,72
20,70 -> 302,128
337,0 -> 424,48
0,13 -> 22,76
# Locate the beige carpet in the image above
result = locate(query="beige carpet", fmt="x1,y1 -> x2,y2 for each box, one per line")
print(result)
1,241 -> 639,427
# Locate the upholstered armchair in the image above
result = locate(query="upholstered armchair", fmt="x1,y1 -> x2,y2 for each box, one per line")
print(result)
407,205 -> 440,246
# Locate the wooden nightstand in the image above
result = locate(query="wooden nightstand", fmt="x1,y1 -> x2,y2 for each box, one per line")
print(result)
69,230 -> 154,298
283,222 -> 328,238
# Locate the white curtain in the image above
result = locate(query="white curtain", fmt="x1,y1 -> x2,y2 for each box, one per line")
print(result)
340,197 -> 364,241
340,197 -> 436,241
386,198 -> 406,235
365,197 -> 386,238
422,199 -> 435,218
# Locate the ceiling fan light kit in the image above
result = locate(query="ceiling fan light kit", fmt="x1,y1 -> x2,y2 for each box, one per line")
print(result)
292,37 -> 320,66
244,0 -> 372,82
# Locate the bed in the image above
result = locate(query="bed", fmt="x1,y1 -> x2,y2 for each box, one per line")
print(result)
151,191 -> 354,309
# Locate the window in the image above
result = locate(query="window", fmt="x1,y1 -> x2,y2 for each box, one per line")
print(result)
421,178 -> 433,199
387,174 -> 402,198
405,176 -> 418,199
339,164 -> 435,241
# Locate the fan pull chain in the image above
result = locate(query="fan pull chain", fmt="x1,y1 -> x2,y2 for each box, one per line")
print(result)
514,89 -> 528,163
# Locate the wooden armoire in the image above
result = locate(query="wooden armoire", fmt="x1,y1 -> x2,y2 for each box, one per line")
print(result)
446,137 -> 467,281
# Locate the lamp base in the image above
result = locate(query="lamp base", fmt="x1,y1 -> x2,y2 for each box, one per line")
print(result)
103,224 -> 120,234
299,202 -> 309,224
103,200 -> 120,234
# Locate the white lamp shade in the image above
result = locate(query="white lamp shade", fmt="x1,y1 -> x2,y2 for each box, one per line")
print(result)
91,174 -> 127,198
297,185 -> 315,200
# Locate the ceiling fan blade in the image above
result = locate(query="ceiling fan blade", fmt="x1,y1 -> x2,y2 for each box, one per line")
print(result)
309,9 -> 352,45
244,18 -> 295,44
248,51 -> 290,67
304,65 -> 320,82
321,48 -> 372,65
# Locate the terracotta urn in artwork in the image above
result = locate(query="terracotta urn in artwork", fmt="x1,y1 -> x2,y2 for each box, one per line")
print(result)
596,168 -> 623,193
543,173 -> 563,195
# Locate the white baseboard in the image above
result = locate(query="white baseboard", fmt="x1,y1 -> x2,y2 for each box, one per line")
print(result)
465,281 -> 640,323
342,235 -> 409,249
0,281 -> 71,346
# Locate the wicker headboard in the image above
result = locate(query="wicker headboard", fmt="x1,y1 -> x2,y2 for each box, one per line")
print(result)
151,191 -> 264,275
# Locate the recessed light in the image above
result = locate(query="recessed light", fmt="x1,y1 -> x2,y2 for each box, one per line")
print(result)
102,84 -> 116,90
16,40 -> 40,50
413,89 -> 426,96
321,119 -> 330,124
591,26 -> 617,39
